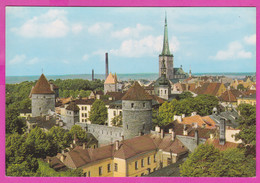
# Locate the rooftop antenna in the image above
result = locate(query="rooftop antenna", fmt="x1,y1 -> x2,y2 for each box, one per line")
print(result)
41,68 -> 43,74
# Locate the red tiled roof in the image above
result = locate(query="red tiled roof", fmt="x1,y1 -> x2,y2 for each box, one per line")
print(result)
206,139 -> 238,151
52,134 -> 189,168
194,82 -> 224,96
106,91 -> 126,100
219,90 -> 244,102
122,82 -> 153,101
31,74 -> 55,94
181,115 -> 216,129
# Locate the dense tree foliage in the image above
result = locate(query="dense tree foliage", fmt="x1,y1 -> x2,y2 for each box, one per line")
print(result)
180,144 -> 255,177
176,91 -> 193,100
237,84 -> 246,91
235,104 -> 256,156
154,94 -> 219,127
89,100 -> 108,125
111,114 -> 122,127
6,106 -> 26,134
36,160 -> 83,177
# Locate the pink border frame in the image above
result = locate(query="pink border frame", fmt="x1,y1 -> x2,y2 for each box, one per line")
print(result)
0,0 -> 258,183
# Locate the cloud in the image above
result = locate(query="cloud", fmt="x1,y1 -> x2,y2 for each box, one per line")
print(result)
72,24 -> 83,34
244,34 -> 256,45
63,60 -> 70,64
82,54 -> 89,61
9,54 -> 26,64
110,35 -> 180,58
210,41 -> 252,60
88,22 -> 113,35
11,9 -> 83,38
111,24 -> 152,39
26,57 -> 39,65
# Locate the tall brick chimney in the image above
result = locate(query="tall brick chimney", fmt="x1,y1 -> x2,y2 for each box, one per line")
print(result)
105,52 -> 109,79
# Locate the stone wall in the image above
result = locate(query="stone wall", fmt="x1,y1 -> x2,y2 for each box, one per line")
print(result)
32,94 -> 55,117
75,123 -> 123,145
104,83 -> 117,94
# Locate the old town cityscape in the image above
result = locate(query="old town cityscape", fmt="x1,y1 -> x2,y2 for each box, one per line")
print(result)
6,14 -> 256,177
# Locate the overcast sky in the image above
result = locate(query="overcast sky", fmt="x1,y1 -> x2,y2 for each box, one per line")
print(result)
6,7 -> 256,76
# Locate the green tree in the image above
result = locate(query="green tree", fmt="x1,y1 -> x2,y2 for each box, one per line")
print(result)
157,101 -> 175,127
25,127 -> 58,158
6,158 -> 38,177
47,126 -> 71,152
111,114 -> 122,127
235,104 -> 256,156
88,100 -> 108,125
6,106 -> 26,134
180,144 -> 255,177
69,125 -> 89,143
177,91 -> 193,100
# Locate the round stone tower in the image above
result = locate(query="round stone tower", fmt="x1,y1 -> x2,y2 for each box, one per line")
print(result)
122,82 -> 153,140
31,74 -> 55,117
154,59 -> 171,100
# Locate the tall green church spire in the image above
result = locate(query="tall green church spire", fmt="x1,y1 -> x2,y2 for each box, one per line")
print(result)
161,12 -> 172,56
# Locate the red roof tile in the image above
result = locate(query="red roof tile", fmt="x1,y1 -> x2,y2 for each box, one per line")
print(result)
31,74 -> 55,94
122,82 -> 153,101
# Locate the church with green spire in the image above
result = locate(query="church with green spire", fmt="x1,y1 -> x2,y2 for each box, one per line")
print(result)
159,13 -> 188,83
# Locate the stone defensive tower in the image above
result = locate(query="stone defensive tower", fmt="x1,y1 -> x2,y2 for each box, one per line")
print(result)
122,82 -> 153,140
154,59 -> 171,100
159,13 -> 174,80
31,74 -> 55,117
65,101 -> 80,129
104,72 -> 118,94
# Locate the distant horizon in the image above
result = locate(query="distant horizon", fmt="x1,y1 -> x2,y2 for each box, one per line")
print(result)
6,71 -> 256,77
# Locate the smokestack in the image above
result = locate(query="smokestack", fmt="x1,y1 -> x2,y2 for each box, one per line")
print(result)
92,69 -> 94,81
105,52 -> 109,79
219,118 -> 226,145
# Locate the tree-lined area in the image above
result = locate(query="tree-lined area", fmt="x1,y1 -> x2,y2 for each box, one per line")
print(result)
6,125 -> 91,176
153,94 -> 219,127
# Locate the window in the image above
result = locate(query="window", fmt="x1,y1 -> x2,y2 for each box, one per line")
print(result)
154,154 -> 156,162
167,158 -> 172,165
135,161 -> 138,170
99,166 -> 102,176
88,171 -> 91,177
82,107 -> 84,110
131,103 -> 134,108
165,90 -> 167,94
127,124 -> 128,129
143,103 -> 146,108
114,163 -> 118,171
83,172 -> 87,177
141,173 -> 144,176
82,113 -> 84,117
153,168 -> 156,172
39,107 -> 41,111
147,157 -> 151,165
85,107 -> 87,110
85,113 -> 87,117
107,164 -> 111,172
82,119 -> 84,122
119,111 -> 122,115
141,159 -> 144,167
114,111 -> 116,116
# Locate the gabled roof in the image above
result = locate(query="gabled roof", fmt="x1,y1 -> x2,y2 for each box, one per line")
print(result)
181,115 -> 216,129
219,90 -> 244,102
206,139 -> 238,151
66,101 -> 80,111
104,72 -> 117,84
50,133 -> 189,169
194,82 -> 225,96
122,82 -> 152,101
31,74 -> 55,94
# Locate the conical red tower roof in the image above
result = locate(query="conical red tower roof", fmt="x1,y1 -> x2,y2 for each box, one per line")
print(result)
31,74 -> 55,94
122,82 -> 152,101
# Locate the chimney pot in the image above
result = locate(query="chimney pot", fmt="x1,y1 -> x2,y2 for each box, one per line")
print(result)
115,140 -> 119,151
160,129 -> 164,139
171,131 -> 175,141
83,143 -> 86,149
121,135 -> 124,141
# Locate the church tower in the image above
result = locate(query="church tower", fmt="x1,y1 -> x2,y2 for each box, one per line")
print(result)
154,59 -> 171,100
122,82 -> 153,140
159,13 -> 174,80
